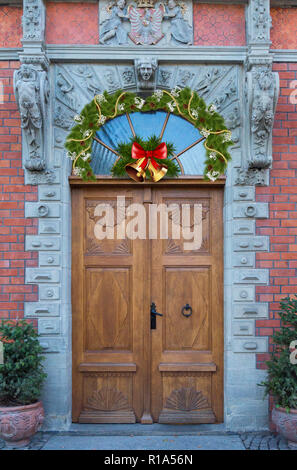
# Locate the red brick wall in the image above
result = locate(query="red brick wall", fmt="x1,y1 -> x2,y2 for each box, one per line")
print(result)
0,6 -> 22,48
193,3 -> 246,46
255,63 -> 297,370
0,61 -> 38,321
271,7 -> 297,49
46,2 -> 98,44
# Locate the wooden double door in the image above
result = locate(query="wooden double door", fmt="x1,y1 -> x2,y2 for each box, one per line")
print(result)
72,180 -> 224,424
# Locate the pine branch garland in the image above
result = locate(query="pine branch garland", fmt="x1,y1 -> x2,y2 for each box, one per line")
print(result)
65,87 -> 233,182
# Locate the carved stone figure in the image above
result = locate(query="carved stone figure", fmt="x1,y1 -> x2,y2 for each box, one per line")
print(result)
100,0 -> 129,45
135,57 -> 157,92
72,66 -> 102,97
103,68 -> 121,92
164,0 -> 192,45
14,64 -> 49,171
248,66 -> 279,169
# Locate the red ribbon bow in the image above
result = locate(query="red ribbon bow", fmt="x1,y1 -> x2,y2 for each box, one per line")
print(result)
131,142 -> 167,170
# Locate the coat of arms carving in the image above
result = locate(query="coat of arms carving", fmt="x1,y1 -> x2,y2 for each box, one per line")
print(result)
128,1 -> 165,45
99,0 -> 193,46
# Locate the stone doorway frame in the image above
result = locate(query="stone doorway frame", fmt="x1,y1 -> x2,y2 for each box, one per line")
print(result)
13,0 -> 280,431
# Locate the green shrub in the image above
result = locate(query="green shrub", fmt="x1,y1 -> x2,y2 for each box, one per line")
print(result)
260,296 -> 297,410
0,320 -> 47,406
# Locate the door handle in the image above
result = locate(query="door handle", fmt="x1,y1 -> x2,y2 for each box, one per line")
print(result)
181,303 -> 192,318
150,302 -> 163,329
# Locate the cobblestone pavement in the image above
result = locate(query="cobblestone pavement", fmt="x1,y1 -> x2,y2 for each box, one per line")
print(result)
0,432 -> 292,450
240,433 -> 290,450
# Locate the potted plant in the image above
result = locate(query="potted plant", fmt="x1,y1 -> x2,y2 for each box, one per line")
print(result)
260,296 -> 297,449
0,319 -> 47,447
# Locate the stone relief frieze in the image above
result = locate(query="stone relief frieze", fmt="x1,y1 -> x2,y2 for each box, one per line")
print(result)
176,68 -> 196,89
53,63 -> 242,147
247,0 -> 271,44
102,67 -> 122,92
22,0 -> 45,42
200,67 -> 241,147
54,103 -> 75,131
193,67 -> 227,99
56,70 -> 81,112
157,67 -> 174,89
71,66 -> 103,98
224,105 -> 241,146
26,169 -> 57,186
235,168 -> 267,186
118,66 -> 137,89
14,64 -> 49,172
213,77 -> 237,112
99,0 -> 193,47
54,128 -> 68,150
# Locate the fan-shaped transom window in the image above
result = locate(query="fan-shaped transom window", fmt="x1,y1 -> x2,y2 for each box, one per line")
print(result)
91,111 -> 206,176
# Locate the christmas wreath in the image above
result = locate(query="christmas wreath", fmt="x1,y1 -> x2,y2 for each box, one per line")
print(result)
65,87 -> 233,182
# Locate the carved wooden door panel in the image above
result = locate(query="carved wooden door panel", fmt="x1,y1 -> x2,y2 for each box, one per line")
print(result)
72,183 -> 224,423
72,186 -> 147,423
150,186 -> 224,423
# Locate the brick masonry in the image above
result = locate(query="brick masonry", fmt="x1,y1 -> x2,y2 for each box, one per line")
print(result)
193,3 -> 246,46
0,6 -> 22,48
0,61 -> 38,322
255,63 -> 297,427
255,62 -> 297,368
45,1 -> 99,45
271,8 -> 297,50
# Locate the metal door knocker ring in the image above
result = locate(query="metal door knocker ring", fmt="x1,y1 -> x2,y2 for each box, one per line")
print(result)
182,304 -> 192,318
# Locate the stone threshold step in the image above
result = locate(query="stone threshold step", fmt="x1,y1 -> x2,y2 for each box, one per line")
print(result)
52,423 -> 233,436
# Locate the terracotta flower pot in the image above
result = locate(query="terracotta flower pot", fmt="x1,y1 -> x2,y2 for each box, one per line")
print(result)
0,401 -> 44,447
272,406 -> 297,450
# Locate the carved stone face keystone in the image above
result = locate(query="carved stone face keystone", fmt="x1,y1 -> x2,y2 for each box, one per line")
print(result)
139,65 -> 153,81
